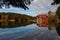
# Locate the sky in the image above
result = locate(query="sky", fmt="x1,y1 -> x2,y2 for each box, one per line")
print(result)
0,0 -> 59,16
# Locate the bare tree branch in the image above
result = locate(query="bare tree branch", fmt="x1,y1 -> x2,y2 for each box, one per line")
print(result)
51,0 -> 60,5
0,0 -> 33,10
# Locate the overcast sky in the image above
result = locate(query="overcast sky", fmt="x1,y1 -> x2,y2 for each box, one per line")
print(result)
0,0 -> 59,16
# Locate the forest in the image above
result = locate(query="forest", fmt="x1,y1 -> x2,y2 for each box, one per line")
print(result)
0,12 -> 36,28
56,6 -> 60,36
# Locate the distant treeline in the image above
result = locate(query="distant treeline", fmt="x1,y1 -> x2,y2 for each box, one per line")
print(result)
0,12 -> 36,28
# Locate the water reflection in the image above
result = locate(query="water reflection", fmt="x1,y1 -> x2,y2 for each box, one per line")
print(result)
0,24 -> 59,40
36,17 -> 60,36
36,13 -> 60,36
56,23 -> 60,36
0,21 -> 35,28
0,13 -> 60,40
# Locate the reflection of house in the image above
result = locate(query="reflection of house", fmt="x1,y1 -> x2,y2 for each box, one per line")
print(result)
36,12 -> 58,30
36,14 -> 48,27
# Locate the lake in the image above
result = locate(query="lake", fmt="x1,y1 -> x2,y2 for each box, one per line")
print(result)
0,24 -> 60,40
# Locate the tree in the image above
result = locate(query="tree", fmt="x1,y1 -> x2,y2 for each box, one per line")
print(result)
56,6 -> 60,36
0,0 -> 33,10
56,6 -> 60,19
51,0 -> 60,5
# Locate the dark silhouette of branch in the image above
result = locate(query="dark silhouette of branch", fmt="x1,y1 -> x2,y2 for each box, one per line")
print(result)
51,0 -> 60,5
0,0 -> 33,10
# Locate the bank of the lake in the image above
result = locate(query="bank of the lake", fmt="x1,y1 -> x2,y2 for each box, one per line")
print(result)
0,12 -> 36,28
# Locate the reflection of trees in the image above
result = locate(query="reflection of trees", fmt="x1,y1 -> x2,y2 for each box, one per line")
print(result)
56,6 -> 60,36
48,11 -> 58,30
51,1 -> 60,35
48,6 -> 60,36
0,12 -> 36,28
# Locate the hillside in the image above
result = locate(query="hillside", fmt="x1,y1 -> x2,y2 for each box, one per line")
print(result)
0,12 -> 36,28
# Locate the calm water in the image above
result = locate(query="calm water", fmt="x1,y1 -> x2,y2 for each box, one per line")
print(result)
0,24 -> 60,40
